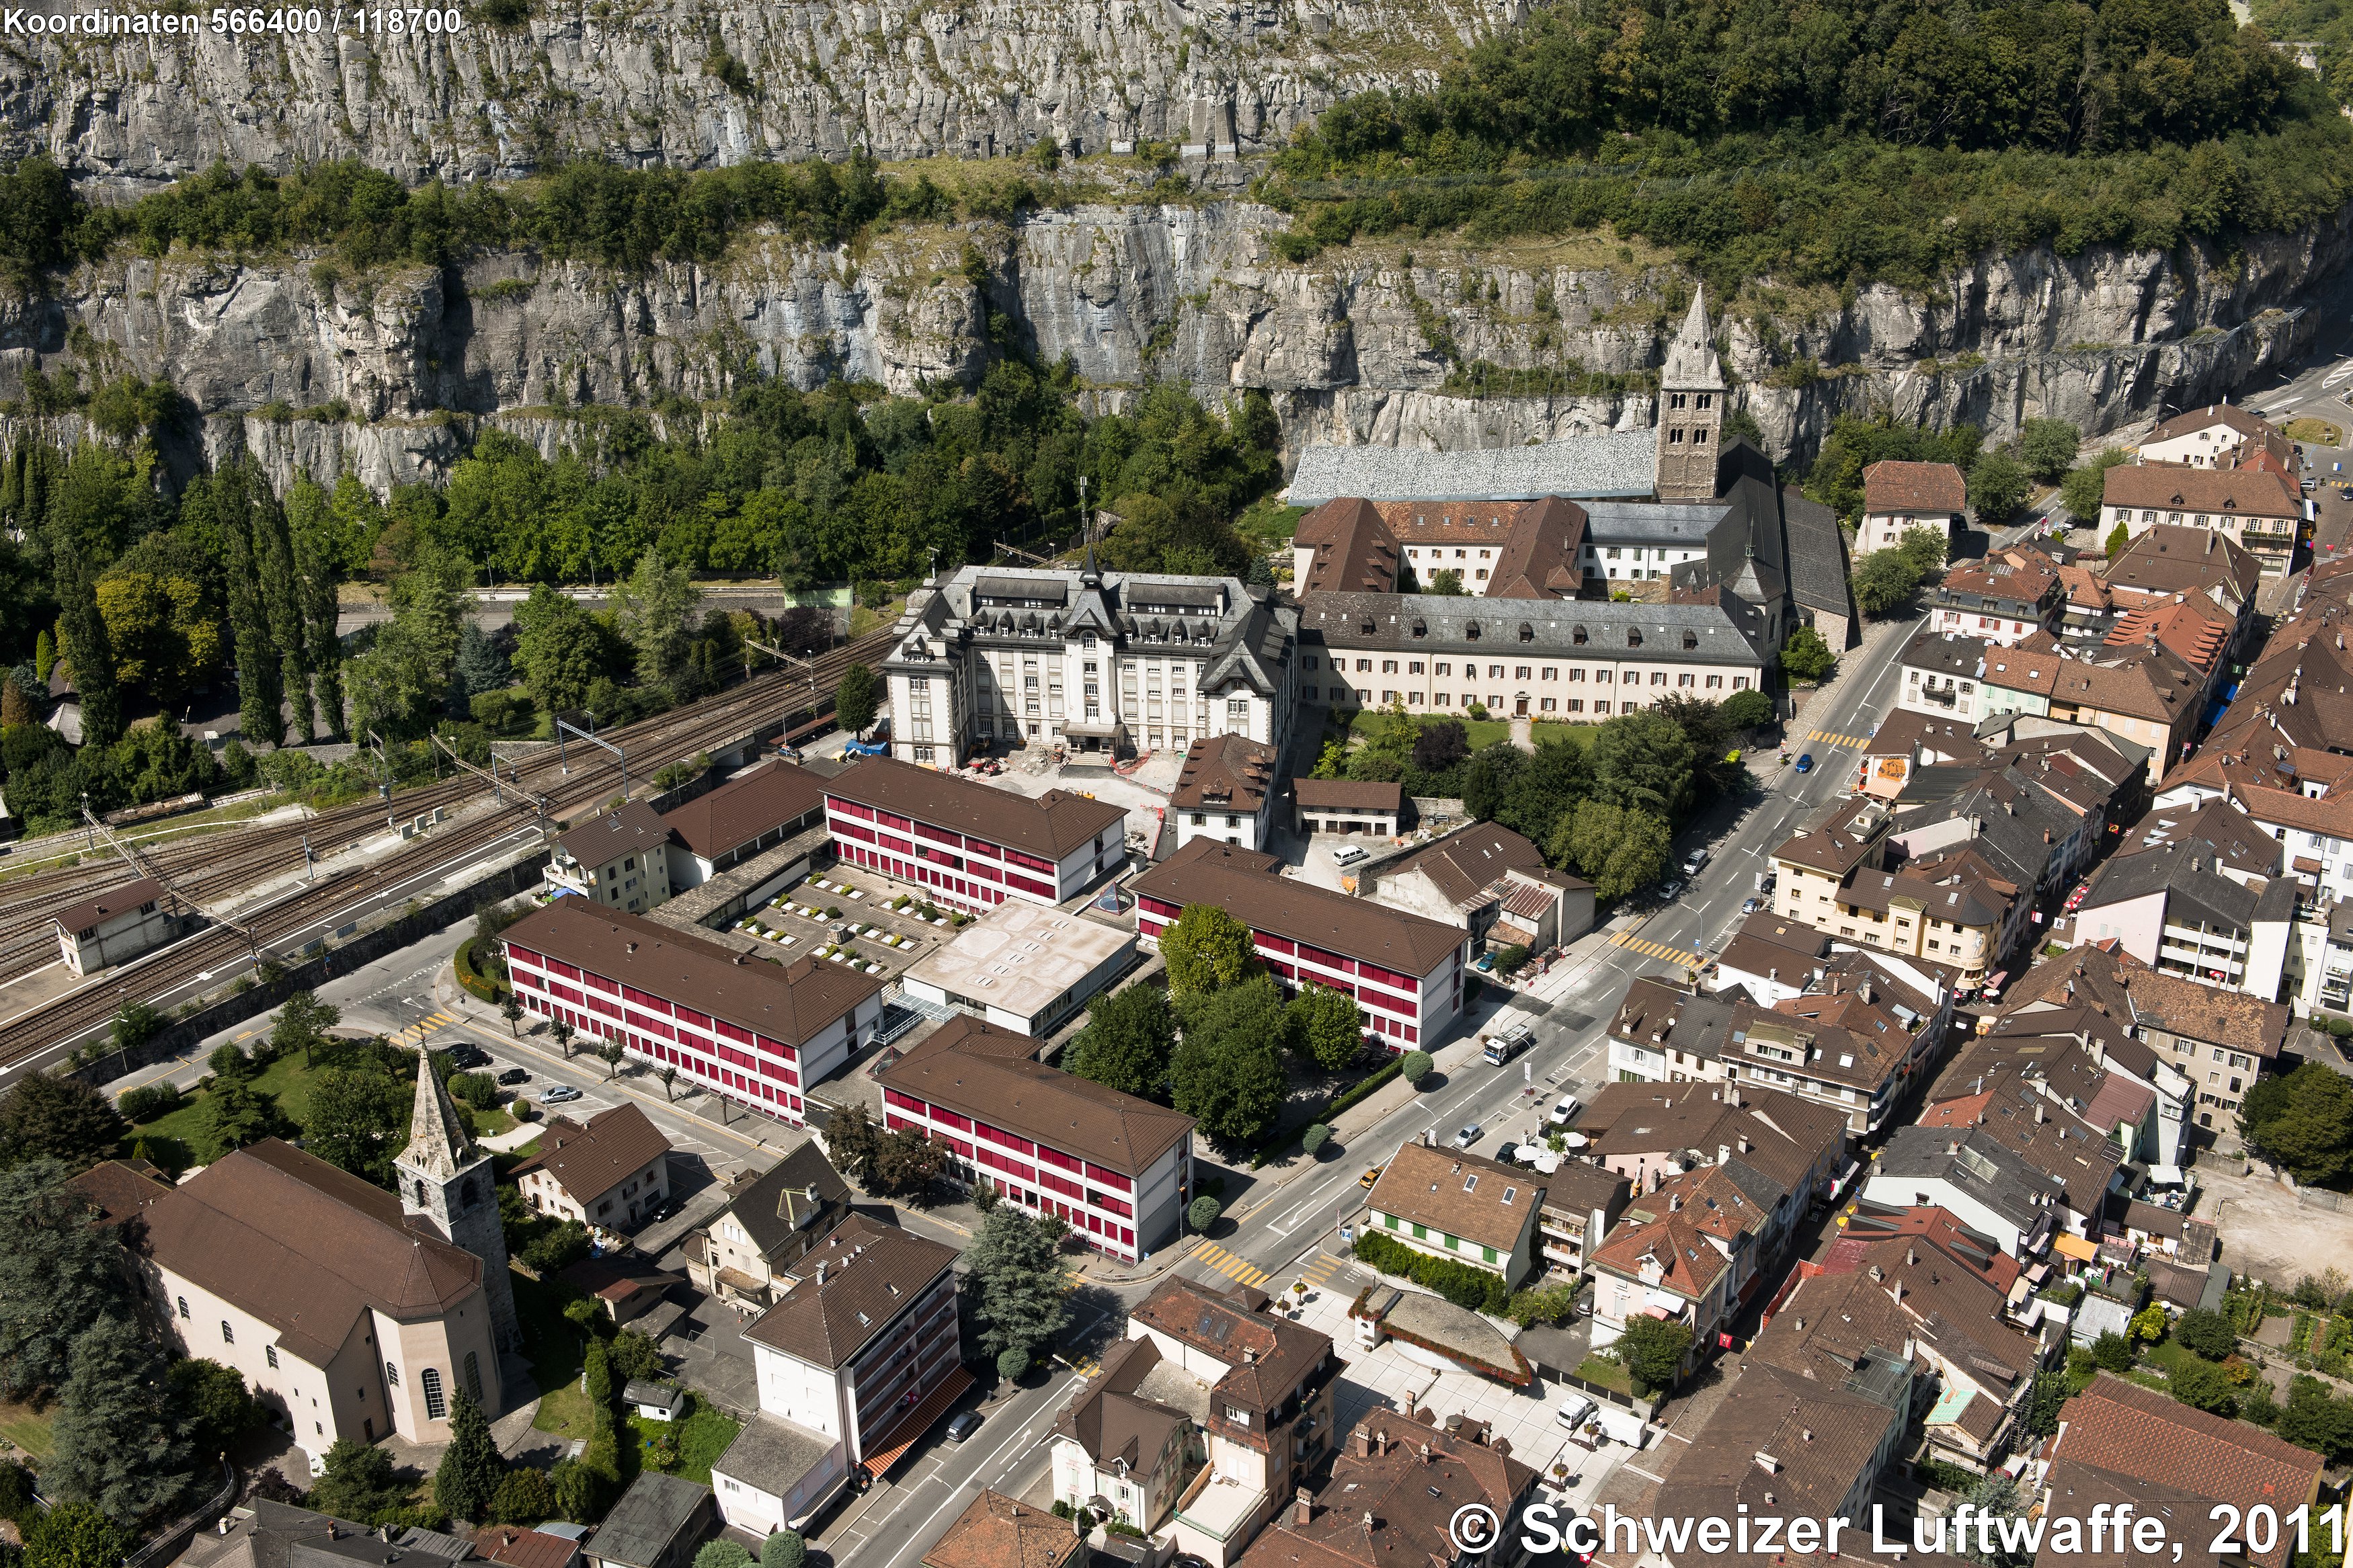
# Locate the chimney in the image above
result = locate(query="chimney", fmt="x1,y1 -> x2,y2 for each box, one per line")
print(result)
1718,1143 -> 1731,1167
1793,1316 -> 1806,1331
1492,1436 -> 1513,1458
1420,1442 -> 1433,1466
815,1262 -> 828,1286
1756,1452 -> 1782,1474
627,941 -> 638,953
1669,1193 -> 1683,1212
1948,1139 -> 1960,1156
1404,1388 -> 1418,1419
1906,1245 -> 1919,1266
1739,1135 -> 1752,1155
2035,1102 -> 2046,1124
1244,1346 -> 1258,1364
1363,1512 -> 1378,1532
1353,1425 -> 1372,1458
1868,1264 -> 1884,1282
1295,1487 -> 1315,1526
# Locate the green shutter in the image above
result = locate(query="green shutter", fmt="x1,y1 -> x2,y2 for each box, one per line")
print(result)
1412,1223 -> 1427,1240
1483,1245 -> 1498,1264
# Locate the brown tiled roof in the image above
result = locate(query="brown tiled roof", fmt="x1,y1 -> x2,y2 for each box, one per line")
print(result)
1365,1141 -> 1540,1253
1937,550 -> 2061,609
1049,1336 -> 1193,1470
1978,630 -> 2068,697
1132,839 -> 1464,975
140,1140 -> 483,1365
1771,796 -> 1886,878
1171,734 -> 1280,815
510,1102 -> 672,1206
52,876 -> 164,938
2103,462 -> 2301,521
470,1529 -> 579,1568
825,757 -> 1127,860
1294,497 -> 1400,595
2107,525 -> 2260,605
2098,962 -> 2289,1059
1290,778 -> 1403,812
879,1014 -> 1194,1177
2056,561 -> 2112,612
1582,1082 -> 1849,1201
555,800 -> 673,870
1864,460 -> 1967,515
922,1491 -> 1083,1568
1232,1417 -> 1535,1568
661,762 -> 826,860
2149,404 -> 2283,447
1537,1161 -> 1631,1219
1588,1208 -> 1730,1297
2051,1375 -> 2325,1566
1130,1277 -> 1332,1419
1820,1203 -> 2020,1294
1484,495 -> 1590,599
1865,709 -> 1981,763
742,1213 -> 957,1370
1378,822 -> 1547,907
69,1158 -> 171,1229
502,902 -> 884,1048
2106,595 -> 2232,674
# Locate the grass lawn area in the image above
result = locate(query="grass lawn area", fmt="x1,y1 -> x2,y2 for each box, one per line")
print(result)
130,1049 -> 335,1163
2284,417 -> 2344,447
512,1271 -> 596,1437
1341,708 -> 1595,755
0,1397 -> 54,1460
1573,1355 -> 1634,1396
628,1399 -> 740,1486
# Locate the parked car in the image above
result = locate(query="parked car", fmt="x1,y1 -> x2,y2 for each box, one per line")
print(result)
1557,1393 -> 1597,1430
946,1411 -> 984,1442
542,1083 -> 584,1104
1742,896 -> 1764,914
1681,847 -> 1711,875
1359,1165 -> 1385,1189
1548,1094 -> 1582,1127
447,1043 -> 490,1070
497,1067 -> 531,1086
1451,1122 -> 1483,1149
1333,843 -> 1369,867
1794,753 -> 1815,774
1657,877 -> 1686,900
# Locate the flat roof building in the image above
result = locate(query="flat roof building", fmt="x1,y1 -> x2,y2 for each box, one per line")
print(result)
898,902 -> 1137,1038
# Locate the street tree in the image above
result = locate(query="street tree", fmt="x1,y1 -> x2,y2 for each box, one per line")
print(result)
1780,626 -> 1835,683
501,997 -> 524,1037
967,1206 -> 1067,1360
551,1018 -> 575,1058
2018,419 -> 2083,483
271,991 -> 341,1065
1548,798 -> 1673,901
598,1040 -> 627,1081
1968,450 -> 2030,521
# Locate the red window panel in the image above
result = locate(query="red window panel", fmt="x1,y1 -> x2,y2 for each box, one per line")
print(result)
1006,874 -> 1056,899
915,821 -> 963,847
964,838 -> 1001,860
549,982 -> 583,1005
1137,895 -> 1182,919
758,1036 -> 798,1060
945,1137 -> 975,1159
1255,934 -> 1297,956
1088,1190 -> 1133,1218
675,1006 -> 711,1032
508,946 -> 544,970
1002,846 -> 1053,873
887,1113 -> 916,1134
831,798 -> 875,820
549,959 -> 583,982
918,846 -> 965,870
715,1020 -> 753,1046
877,833 -> 913,856
1358,960 -> 1418,991
883,1089 -> 929,1114
582,970 -> 615,991
1119,1226 -> 1134,1245
975,1122 -> 1037,1156
834,819 -> 877,843
967,860 -> 1002,882
758,1058 -> 799,1084
1035,1146 -> 1080,1173
1038,1170 -> 1084,1200
931,1108 -> 973,1132
717,1043 -> 758,1071
1266,960 -> 1297,982
1083,1163 -> 1132,1191
1296,944 -> 1355,976
877,810 -> 914,832
631,1012 -> 677,1040
621,986 -> 672,1014
588,995 -> 621,1018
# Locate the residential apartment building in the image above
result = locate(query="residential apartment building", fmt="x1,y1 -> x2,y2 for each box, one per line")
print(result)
1291,779 -> 1402,838
2073,838 -> 2299,991
503,903 -> 888,1126
824,757 -> 1129,916
1864,1124 -> 2068,1256
1231,1415 -> 1538,1568
1363,1141 -> 1547,1290
1928,548 -> 2063,646
1767,798 -> 2008,989
2107,523 -> 2262,624
2102,461 -> 2305,575
879,563 -> 1299,762
737,1216 -> 966,1484
1897,630 -> 1989,723
1049,1335 -> 1206,1534
1133,839 -> 1470,1050
512,1103 -> 672,1231
1169,735 -> 1281,853
548,802 -> 675,912
1858,460 -> 1968,554
1299,594 -> 1771,718
1131,1278 -> 1339,1568
1533,1162 -> 1631,1277
1587,1163 -> 1769,1372
1367,822 -> 1594,954
684,1144 -> 853,1307
879,1014 -> 1195,1262
2138,404 -> 2291,470
1580,1081 -> 1849,1264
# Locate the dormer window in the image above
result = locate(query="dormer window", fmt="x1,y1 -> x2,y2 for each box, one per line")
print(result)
1464,622 -> 1481,641
1519,623 -> 1534,643
1503,1187 -> 1517,1204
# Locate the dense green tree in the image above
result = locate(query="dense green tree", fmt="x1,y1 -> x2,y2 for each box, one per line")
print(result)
1289,984 -> 1366,1071
0,1071 -> 127,1170
2106,520 -> 2132,559
272,991 -> 342,1063
307,1439 -> 409,1522
434,1391 -> 505,1523
834,662 -> 878,736
305,1063 -> 411,1188
490,1467 -> 556,1526
1613,1316 -> 1693,1394
1158,903 -> 1257,995
454,622 -> 511,698
2167,1355 -> 2239,1415
52,545 -> 122,747
20,1501 -> 126,1568
966,1206 -> 1068,1358
1548,798 -> 1675,901
1781,626 -> 1836,683
199,1079 -> 289,1161
1968,451 -> 2032,522
1171,977 -> 1290,1147
2274,1377 -> 2353,1461
2019,419 -> 2083,483
2241,1063 -> 2353,1184
288,474 -> 349,736
760,1531 -> 807,1568
46,1313 -> 194,1522
1494,736 -> 1591,841
823,1103 -> 882,1185
1462,741 -> 1526,822
2091,1331 -> 2135,1371
2024,1369 -> 2070,1436
865,1126 -> 950,1197
2063,449 -> 2134,524
347,541 -> 473,739
168,1356 -> 258,1457
2175,1307 -> 2237,1360
511,583 -> 608,714
1398,1049 -> 1433,1086
613,548 -> 703,687
1589,709 -> 1696,819
0,1159 -> 131,1399
1853,547 -> 1925,615
1719,688 -> 1775,731
1063,985 -> 1178,1098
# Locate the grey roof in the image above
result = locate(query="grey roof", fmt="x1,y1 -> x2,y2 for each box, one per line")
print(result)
2079,841 -> 2263,933
1782,486 -> 1856,619
180,1501 -> 375,1568
1300,591 -> 1772,667
588,1475 -> 712,1568
1902,630 -> 1991,679
1663,289 -> 1726,389
1285,431 -> 1661,506
623,1380 -> 682,1410
1872,1124 -> 2052,1236
711,1411 -> 840,1497
1581,499 -> 1730,546
720,1143 -> 853,1266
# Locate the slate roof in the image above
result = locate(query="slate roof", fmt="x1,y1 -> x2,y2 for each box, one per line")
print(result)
715,1143 -> 853,1266
140,1141 -> 483,1366
709,1412 -> 839,1511
2078,839 -> 2264,933
510,1102 -> 672,1207
1376,821 -> 1549,907
1901,630 -> 1991,679
1300,591 -> 1773,668
1050,1335 -> 1195,1471
741,1213 -> 957,1370
1133,838 -> 1465,976
662,761 -> 826,860
1170,734 -> 1280,815
504,903 -> 885,1048
1366,1141 -> 1541,1253
880,1014 -> 1195,1177
1870,1125 -> 2051,1236
1782,485 -> 1856,621
586,1475 -> 711,1568
1286,433 -> 1661,505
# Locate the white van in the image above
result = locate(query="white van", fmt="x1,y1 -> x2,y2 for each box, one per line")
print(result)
1333,844 -> 1369,867
1556,1393 -> 1597,1431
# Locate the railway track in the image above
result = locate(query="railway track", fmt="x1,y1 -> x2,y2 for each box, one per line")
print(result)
0,626 -> 895,1070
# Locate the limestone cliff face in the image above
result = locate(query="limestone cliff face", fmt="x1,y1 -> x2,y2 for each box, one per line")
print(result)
0,0 -> 1516,189
1,195 -> 2344,491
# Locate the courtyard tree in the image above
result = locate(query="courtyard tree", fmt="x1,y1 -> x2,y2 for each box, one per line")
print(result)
1158,903 -> 1256,995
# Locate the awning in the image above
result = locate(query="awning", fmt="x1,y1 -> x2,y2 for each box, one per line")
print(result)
2053,1233 -> 2100,1263
857,1364 -> 976,1479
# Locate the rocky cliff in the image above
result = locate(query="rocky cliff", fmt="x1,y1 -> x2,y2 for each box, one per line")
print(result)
0,0 -> 1515,189
3,193 -> 2345,491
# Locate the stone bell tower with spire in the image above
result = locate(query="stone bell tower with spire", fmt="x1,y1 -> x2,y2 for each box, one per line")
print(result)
397,1053 -> 520,1350
1655,285 -> 1726,501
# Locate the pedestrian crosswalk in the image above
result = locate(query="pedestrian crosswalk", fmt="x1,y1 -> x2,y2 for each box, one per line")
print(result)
1610,931 -> 1706,969
1301,1251 -> 1349,1289
397,1009 -> 462,1046
1191,1238 -> 1273,1289
1806,727 -> 1874,751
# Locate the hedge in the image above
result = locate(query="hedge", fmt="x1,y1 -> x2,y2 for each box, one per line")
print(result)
454,936 -> 509,1003
1323,1059 -> 1402,1120
1351,1229 -> 1508,1315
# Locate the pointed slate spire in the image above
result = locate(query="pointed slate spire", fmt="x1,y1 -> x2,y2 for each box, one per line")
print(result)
1662,284 -> 1724,390
405,1050 -> 477,1182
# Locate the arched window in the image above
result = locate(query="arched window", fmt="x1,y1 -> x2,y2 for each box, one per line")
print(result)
465,1352 -> 483,1402
386,1360 -> 400,1387
414,1179 -> 429,1206
422,1367 -> 446,1421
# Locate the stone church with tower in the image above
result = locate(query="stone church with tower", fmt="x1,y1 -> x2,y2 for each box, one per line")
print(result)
1655,290 -> 1726,502
397,1051 -> 522,1353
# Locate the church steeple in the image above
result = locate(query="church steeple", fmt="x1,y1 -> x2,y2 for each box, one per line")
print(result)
397,1049 -> 520,1350
404,1051 -> 477,1183
1656,285 -> 1725,501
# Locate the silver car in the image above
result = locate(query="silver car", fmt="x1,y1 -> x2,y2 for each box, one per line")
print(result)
1451,1122 -> 1483,1149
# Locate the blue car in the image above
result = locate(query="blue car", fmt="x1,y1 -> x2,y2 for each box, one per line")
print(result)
1794,753 -> 1814,774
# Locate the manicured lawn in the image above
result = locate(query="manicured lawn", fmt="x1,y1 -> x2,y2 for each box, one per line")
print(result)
1341,709 -> 1595,755
1573,1354 -> 1634,1395
2284,417 -> 2344,447
129,1049 -> 333,1163
0,1397 -> 54,1460
628,1399 -> 740,1486
512,1271 -> 596,1436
